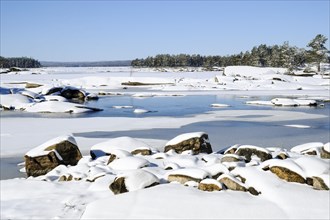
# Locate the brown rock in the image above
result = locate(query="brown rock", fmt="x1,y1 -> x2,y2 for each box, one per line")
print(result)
107,154 -> 117,164
164,134 -> 212,155
131,149 -> 152,156
25,138 -> 82,177
25,151 -> 61,177
236,147 -> 272,162
275,152 -> 289,160
320,148 -> 330,159
218,176 -> 247,192
110,177 -> 128,195
312,176 -> 329,190
248,187 -> 260,196
60,87 -> 86,100
270,166 -> 305,184
198,182 -> 222,192
221,154 -> 242,163
167,174 -> 202,184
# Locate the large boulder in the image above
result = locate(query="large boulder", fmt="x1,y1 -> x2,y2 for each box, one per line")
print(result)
164,132 -> 212,154
235,145 -> 272,162
24,135 -> 82,177
60,87 -> 86,100
109,170 -> 159,195
43,86 -> 87,101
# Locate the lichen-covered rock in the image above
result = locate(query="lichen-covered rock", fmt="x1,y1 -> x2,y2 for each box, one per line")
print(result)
198,179 -> 222,191
24,135 -> 82,177
235,145 -> 272,162
164,132 -> 212,155
270,166 -> 305,184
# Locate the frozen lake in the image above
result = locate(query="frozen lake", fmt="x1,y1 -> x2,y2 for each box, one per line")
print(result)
1,94 -> 329,180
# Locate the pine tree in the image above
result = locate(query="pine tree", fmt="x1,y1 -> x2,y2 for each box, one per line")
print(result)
306,34 -> 328,72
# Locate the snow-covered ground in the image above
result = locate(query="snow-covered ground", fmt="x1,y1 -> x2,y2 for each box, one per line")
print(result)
0,66 -> 329,219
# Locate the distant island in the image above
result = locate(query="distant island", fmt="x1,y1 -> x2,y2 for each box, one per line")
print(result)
40,60 -> 132,67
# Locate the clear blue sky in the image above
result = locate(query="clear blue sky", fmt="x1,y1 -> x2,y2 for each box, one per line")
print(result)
1,0 -> 329,62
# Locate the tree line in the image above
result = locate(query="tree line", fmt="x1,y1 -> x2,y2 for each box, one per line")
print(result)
132,34 -> 329,71
0,56 -> 41,68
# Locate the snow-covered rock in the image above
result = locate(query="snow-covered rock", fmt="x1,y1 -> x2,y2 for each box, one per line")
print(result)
0,94 -> 34,110
167,168 -> 210,184
108,156 -> 149,170
198,178 -> 222,191
25,135 -> 82,177
90,137 -> 153,159
109,169 -> 159,194
164,132 -> 212,154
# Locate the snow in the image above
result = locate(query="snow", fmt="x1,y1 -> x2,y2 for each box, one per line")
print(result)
210,103 -> 230,108
26,135 -> 76,157
0,94 -> 34,109
199,178 -> 222,188
236,145 -> 270,154
90,137 -> 152,157
324,143 -> 330,153
166,132 -> 207,146
25,101 -> 99,113
167,168 -> 210,180
115,169 -> 159,192
261,159 -> 306,179
133,108 -> 150,114
294,157 -> 329,176
112,105 -> 133,109
290,142 -> 324,154
108,156 -> 149,170
1,66 -> 330,219
284,124 -> 311,128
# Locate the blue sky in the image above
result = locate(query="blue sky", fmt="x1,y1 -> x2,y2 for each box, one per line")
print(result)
1,0 -> 329,62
